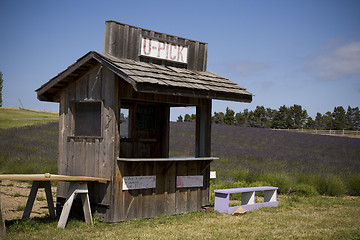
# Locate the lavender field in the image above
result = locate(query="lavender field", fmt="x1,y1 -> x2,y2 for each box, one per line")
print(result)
1,121 -> 359,195
0,122 -> 58,174
1,121 -> 359,177
170,122 -> 360,176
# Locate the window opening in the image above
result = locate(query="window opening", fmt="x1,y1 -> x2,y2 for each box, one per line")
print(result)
120,108 -> 130,138
73,101 -> 101,137
169,106 -> 196,157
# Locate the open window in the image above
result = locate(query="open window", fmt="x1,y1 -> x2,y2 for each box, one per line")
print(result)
120,108 -> 130,138
73,101 -> 102,137
169,106 -> 196,157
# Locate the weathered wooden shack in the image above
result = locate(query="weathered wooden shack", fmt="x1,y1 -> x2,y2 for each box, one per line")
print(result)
36,21 -> 253,222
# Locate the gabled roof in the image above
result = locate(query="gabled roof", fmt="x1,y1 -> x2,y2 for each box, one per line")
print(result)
36,51 -> 253,103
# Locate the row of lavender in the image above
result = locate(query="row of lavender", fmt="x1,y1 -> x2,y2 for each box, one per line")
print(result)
170,122 -> 360,175
170,122 -> 360,196
4,121 -> 358,176
0,122 -> 58,174
0,121 -> 359,195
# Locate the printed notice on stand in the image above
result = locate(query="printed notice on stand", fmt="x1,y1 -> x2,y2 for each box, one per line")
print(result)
123,176 -> 156,190
176,175 -> 203,188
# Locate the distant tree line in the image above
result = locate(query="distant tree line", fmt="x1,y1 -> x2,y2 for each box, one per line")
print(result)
177,105 -> 360,130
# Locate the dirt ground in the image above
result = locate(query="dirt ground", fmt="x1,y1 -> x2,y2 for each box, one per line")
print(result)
0,180 -> 57,221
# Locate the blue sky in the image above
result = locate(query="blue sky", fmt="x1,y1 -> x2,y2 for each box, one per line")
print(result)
1,0 -> 359,121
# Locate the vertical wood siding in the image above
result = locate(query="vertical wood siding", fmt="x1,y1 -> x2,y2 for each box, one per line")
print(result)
112,160 -> 211,222
57,65 -> 118,211
104,21 -> 208,71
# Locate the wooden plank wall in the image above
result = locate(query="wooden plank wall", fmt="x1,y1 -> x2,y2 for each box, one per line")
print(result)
104,21 -> 208,71
58,70 -> 212,222
57,65 -> 118,213
113,160 -> 211,222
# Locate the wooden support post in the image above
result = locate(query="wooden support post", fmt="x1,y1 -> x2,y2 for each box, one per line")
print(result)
22,181 -> 40,220
22,181 -> 55,220
42,182 -> 56,218
195,99 -> 212,157
0,194 -> 6,235
57,182 -> 93,229
196,99 -> 212,207
80,192 -> 93,225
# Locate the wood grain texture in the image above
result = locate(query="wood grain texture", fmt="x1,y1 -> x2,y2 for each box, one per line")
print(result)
0,197 -> 5,235
0,174 -> 109,181
104,21 -> 207,71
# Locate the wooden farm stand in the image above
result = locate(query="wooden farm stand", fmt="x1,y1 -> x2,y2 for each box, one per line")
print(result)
36,21 -> 253,223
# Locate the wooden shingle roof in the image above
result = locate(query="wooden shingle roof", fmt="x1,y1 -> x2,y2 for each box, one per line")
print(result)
36,51 -> 253,103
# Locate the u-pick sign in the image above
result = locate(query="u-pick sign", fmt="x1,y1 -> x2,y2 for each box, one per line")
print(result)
140,37 -> 188,64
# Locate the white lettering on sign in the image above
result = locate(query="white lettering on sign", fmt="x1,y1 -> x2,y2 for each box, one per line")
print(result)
123,176 -> 156,190
140,37 -> 188,64
176,175 -> 203,188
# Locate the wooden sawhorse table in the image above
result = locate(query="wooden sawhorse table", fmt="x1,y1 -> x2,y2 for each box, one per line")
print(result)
0,174 -> 109,232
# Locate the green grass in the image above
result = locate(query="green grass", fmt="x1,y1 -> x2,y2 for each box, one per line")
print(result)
0,108 -> 58,129
2,196 -> 360,239
0,108 -> 58,174
212,167 -> 360,197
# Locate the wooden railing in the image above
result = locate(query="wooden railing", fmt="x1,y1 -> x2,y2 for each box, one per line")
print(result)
271,128 -> 360,136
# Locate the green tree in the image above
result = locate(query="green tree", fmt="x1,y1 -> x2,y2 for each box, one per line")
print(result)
212,112 -> 225,124
346,106 -> 355,129
315,112 -> 324,129
248,106 -> 267,128
306,116 -> 316,129
0,72 -> 3,107
235,112 -> 246,125
332,106 -> 346,130
247,111 -> 258,127
184,114 -> 191,122
323,111 -> 333,130
353,107 -> 360,130
265,108 -> 275,128
177,115 -> 183,122
224,107 -> 235,125
345,106 -> 360,130
289,104 -> 308,128
271,105 -> 292,129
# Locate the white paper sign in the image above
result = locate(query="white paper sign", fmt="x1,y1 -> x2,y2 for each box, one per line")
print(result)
176,175 -> 203,188
123,176 -> 156,190
140,37 -> 188,64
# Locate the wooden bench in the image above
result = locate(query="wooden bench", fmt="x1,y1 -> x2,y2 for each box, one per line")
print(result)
214,186 -> 278,214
